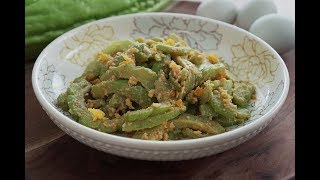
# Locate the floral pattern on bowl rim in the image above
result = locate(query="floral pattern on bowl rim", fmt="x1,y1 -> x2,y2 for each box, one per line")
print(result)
32,13 -> 289,161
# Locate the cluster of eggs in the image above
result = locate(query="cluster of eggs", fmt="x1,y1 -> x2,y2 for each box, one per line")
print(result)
196,0 -> 295,55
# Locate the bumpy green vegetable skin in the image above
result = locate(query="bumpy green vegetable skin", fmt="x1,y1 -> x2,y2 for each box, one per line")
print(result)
91,80 -> 152,107
67,78 -> 92,95
125,108 -> 154,122
108,94 -> 126,108
122,107 -> 184,132
212,79 -> 234,95
172,114 -> 225,134
169,69 -> 196,99
68,95 -> 101,129
57,34 -> 257,140
63,79 -> 102,129
199,82 -> 213,104
26,0 -> 40,6
214,109 -> 250,127
154,71 -> 175,102
133,43 -> 152,63
151,61 -> 165,73
232,81 -> 255,107
175,57 -> 201,76
151,104 -> 172,116
200,63 -> 226,82
209,91 -> 237,119
98,117 -> 124,133
87,99 -> 106,109
171,57 -> 200,99
236,108 -> 251,119
83,60 -> 109,77
25,0 -> 172,61
100,64 -> 158,90
181,71 -> 196,98
156,44 -> 192,56
103,40 -> 134,55
181,128 -> 209,139
57,92 -> 69,111
199,104 -> 219,118
124,103 -> 172,122
26,0 -> 131,60
215,116 -> 244,127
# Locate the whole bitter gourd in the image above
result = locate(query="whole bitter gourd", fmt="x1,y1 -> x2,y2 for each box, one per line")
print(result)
25,0 -> 172,61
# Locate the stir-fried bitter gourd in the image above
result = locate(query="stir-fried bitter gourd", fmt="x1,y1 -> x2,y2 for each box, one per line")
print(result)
57,34 -> 256,140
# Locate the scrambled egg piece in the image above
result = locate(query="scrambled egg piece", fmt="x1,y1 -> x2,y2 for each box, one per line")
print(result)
88,108 -> 105,121
175,99 -> 183,107
98,52 -> 109,62
169,61 -> 182,77
207,53 -> 219,64
120,54 -> 135,65
194,86 -> 204,97
151,45 -> 158,54
148,89 -> 155,98
216,70 -> 227,80
151,103 -> 161,108
125,98 -> 135,109
164,38 -> 175,46
128,76 -> 138,86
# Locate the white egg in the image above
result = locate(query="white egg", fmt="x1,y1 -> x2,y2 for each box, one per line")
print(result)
249,14 -> 295,54
196,0 -> 237,24
236,0 -> 277,30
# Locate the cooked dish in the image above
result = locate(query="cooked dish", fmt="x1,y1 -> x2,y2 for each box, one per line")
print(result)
57,34 -> 256,140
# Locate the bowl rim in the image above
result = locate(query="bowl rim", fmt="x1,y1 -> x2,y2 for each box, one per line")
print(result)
32,12 -> 290,149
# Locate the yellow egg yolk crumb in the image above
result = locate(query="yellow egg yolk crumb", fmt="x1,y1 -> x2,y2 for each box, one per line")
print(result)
128,76 -> 138,86
163,133 -> 169,141
152,103 -> 161,108
175,99 -> 183,107
125,98 -> 135,109
169,61 -> 182,77
88,108 -> 105,121
207,54 -> 219,64
120,54 -> 135,65
194,86 -> 204,97
216,70 -> 227,80
153,47 -> 159,55
98,52 -> 109,62
148,89 -> 155,98
164,38 -> 175,46
163,121 -> 175,130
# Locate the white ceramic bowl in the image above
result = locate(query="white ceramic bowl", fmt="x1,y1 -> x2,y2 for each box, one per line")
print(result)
32,13 -> 289,161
